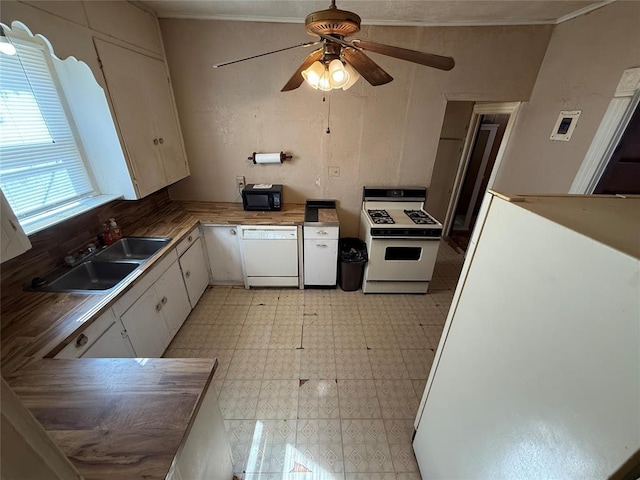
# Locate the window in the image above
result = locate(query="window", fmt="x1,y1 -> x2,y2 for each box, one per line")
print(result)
0,33 -> 99,234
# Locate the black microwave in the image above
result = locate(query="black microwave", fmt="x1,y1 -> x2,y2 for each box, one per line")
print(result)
242,184 -> 282,211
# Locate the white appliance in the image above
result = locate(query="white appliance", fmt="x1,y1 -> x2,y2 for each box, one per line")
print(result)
239,225 -> 299,288
413,191 -> 640,479
360,187 -> 442,294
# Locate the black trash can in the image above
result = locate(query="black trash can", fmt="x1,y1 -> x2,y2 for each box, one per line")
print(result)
338,237 -> 368,291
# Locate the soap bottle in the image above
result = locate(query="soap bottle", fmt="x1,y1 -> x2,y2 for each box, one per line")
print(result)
109,218 -> 122,242
100,223 -> 112,246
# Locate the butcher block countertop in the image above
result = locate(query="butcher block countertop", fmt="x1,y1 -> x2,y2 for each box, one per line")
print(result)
5,358 -> 217,480
179,201 -> 306,225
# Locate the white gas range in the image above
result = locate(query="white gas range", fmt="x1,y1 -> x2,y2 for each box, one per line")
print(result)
359,187 -> 442,294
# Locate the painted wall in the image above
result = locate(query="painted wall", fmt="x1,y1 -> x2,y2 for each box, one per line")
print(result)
494,1 -> 640,194
162,20 -> 552,235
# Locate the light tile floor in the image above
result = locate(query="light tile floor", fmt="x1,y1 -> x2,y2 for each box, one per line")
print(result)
164,241 -> 464,480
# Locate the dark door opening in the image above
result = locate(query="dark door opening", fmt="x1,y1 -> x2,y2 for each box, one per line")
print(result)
594,103 -> 640,194
448,114 -> 510,251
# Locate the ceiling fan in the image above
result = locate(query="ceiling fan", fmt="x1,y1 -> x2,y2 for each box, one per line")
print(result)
213,0 -> 455,92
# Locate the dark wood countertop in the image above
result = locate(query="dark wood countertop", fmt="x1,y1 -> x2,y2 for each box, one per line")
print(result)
5,358 -> 217,480
0,202 -> 200,376
0,200 -> 317,376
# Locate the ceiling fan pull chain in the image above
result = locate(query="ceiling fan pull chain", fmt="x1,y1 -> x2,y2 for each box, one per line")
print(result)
325,94 -> 331,134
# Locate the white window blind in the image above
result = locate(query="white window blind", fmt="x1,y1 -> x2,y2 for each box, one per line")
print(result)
0,37 -> 96,227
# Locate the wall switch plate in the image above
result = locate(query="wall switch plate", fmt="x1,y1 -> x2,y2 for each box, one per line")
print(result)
329,166 -> 340,177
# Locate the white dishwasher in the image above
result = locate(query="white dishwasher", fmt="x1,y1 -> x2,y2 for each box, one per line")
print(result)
239,225 -> 299,288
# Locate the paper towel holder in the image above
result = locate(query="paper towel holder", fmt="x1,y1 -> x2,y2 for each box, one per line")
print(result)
248,152 -> 292,164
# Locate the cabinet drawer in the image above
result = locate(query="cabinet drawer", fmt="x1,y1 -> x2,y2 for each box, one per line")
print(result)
176,226 -> 201,257
304,226 -> 339,239
55,309 -> 118,359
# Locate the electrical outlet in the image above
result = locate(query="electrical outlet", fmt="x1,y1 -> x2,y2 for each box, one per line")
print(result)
236,175 -> 245,190
329,166 -> 340,177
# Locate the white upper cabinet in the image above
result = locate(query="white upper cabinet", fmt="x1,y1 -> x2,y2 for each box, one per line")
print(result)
0,190 -> 31,263
94,38 -> 190,198
82,1 -> 163,55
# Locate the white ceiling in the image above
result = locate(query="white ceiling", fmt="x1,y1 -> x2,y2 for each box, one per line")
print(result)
140,0 -> 612,26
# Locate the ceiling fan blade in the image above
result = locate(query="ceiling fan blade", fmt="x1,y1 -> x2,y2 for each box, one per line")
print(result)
352,39 -> 455,71
281,48 -> 323,92
213,41 -> 320,68
342,48 -> 393,86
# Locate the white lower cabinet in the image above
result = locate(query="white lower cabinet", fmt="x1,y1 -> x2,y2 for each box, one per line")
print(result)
55,308 -> 135,359
120,287 -> 172,357
202,225 -> 244,284
303,226 -> 339,286
117,251 -> 191,357
157,261 -> 192,337
166,378 -> 233,480
81,320 -> 136,358
179,237 -> 209,308
304,239 -> 338,286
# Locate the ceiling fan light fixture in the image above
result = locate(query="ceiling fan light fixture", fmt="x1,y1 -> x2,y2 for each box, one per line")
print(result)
341,62 -> 360,90
328,58 -> 348,88
302,60 -> 325,89
318,69 -> 332,91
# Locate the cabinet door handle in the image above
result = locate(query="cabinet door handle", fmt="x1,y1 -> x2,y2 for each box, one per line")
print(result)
159,137 -> 164,144
161,296 -> 168,305
188,235 -> 193,242
156,302 -> 163,312
316,244 -> 328,248
185,271 -> 191,278
230,229 -> 237,235
76,333 -> 88,347
8,219 -> 17,231
318,231 -> 328,235
153,138 -> 159,145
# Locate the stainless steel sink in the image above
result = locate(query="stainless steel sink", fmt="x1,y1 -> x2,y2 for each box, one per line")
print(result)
91,237 -> 171,262
32,236 -> 172,293
36,261 -> 139,293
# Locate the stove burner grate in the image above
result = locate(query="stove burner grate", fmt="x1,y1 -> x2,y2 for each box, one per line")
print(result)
368,209 -> 395,224
404,209 -> 436,225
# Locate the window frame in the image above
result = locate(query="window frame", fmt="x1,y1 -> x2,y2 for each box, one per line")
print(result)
0,25 -> 118,235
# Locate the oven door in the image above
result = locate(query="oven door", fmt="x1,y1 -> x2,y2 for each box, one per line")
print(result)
366,237 -> 440,282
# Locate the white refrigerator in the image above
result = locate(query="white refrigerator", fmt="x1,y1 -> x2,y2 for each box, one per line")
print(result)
413,191 -> 640,479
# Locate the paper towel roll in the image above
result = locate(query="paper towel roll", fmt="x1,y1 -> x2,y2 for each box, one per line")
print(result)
254,153 -> 282,164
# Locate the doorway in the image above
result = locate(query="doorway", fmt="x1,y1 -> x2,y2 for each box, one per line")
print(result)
433,102 -> 520,252
448,115 -> 508,250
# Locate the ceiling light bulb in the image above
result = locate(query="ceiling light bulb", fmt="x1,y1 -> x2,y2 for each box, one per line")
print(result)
302,61 -> 325,89
328,59 -> 348,88
0,27 -> 16,56
341,62 -> 360,90
318,69 -> 332,92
